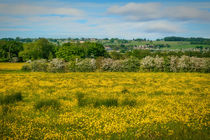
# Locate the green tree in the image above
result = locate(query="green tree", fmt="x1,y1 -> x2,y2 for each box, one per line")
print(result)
19,38 -> 55,61
0,40 -> 23,61
56,42 -> 107,61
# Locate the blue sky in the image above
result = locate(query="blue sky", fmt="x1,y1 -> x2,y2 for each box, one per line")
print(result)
0,0 -> 210,39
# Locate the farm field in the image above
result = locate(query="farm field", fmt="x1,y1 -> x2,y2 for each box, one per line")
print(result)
0,64 -> 209,139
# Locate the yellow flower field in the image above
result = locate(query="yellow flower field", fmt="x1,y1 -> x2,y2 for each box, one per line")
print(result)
0,64 -> 209,139
0,63 -> 24,70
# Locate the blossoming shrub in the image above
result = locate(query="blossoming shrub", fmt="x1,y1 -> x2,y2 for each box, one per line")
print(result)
171,55 -> 210,72
74,58 -> 97,72
21,63 -> 32,71
169,56 -> 179,72
21,56 -> 210,73
47,58 -> 66,73
141,55 -> 210,72
101,58 -> 140,72
30,59 -> 48,72
140,56 -> 164,72
101,58 -> 115,71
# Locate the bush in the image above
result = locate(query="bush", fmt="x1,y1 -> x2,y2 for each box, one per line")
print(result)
67,60 -> 77,72
169,56 -> 179,72
101,58 -> 115,71
35,99 -> 60,110
31,59 -> 48,72
109,60 -> 123,72
75,58 -> 96,72
21,64 -> 32,71
189,57 -> 206,72
140,56 -> 155,71
21,56 -> 210,73
0,92 -> 22,105
96,57 -> 105,71
47,58 -> 66,73
204,58 -> 210,73
121,57 -> 140,72
140,56 -> 164,72
177,55 -> 191,72
11,57 -> 19,63
153,56 -> 164,71
101,58 -> 140,72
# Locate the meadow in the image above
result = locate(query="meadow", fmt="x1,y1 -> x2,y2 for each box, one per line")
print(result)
0,63 -> 209,139
0,63 -> 24,71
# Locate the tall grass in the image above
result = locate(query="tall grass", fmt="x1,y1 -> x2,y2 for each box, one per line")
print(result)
0,92 -> 22,105
94,98 -> 118,107
122,98 -> 137,107
35,99 -> 60,110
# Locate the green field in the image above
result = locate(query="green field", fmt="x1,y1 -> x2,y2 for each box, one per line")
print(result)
102,40 -> 210,49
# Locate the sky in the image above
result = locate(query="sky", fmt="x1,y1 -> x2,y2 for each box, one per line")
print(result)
0,0 -> 210,40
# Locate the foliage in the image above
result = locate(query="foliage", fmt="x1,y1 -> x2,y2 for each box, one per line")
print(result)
140,56 -> 210,72
164,36 -> 210,45
101,58 -> 140,72
17,55 -> 210,73
68,58 -> 97,72
30,59 -> 48,72
21,63 -> 32,71
55,44 -> 83,61
121,57 -> 140,72
140,56 -> 155,71
47,58 -> 66,73
0,40 -> 23,62
56,42 -> 107,61
126,49 -> 151,59
109,51 -> 124,60
19,38 -> 55,61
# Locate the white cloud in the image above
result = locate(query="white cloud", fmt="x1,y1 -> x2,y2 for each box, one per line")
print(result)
108,2 -> 210,22
0,1 -> 209,39
0,4 -> 84,16
0,28 -> 31,31
142,21 -> 183,33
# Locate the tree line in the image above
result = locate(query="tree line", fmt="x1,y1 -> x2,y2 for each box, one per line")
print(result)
164,36 -> 210,45
0,38 -> 210,62
0,38 -> 108,62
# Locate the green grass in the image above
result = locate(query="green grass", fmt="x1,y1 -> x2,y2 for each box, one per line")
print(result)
122,98 -> 137,107
76,92 -> 119,107
0,92 -> 23,105
34,99 -> 61,110
94,98 -> 118,107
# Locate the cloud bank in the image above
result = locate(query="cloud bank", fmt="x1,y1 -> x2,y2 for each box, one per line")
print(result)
108,2 -> 210,22
0,3 -> 84,16
0,1 -> 210,39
